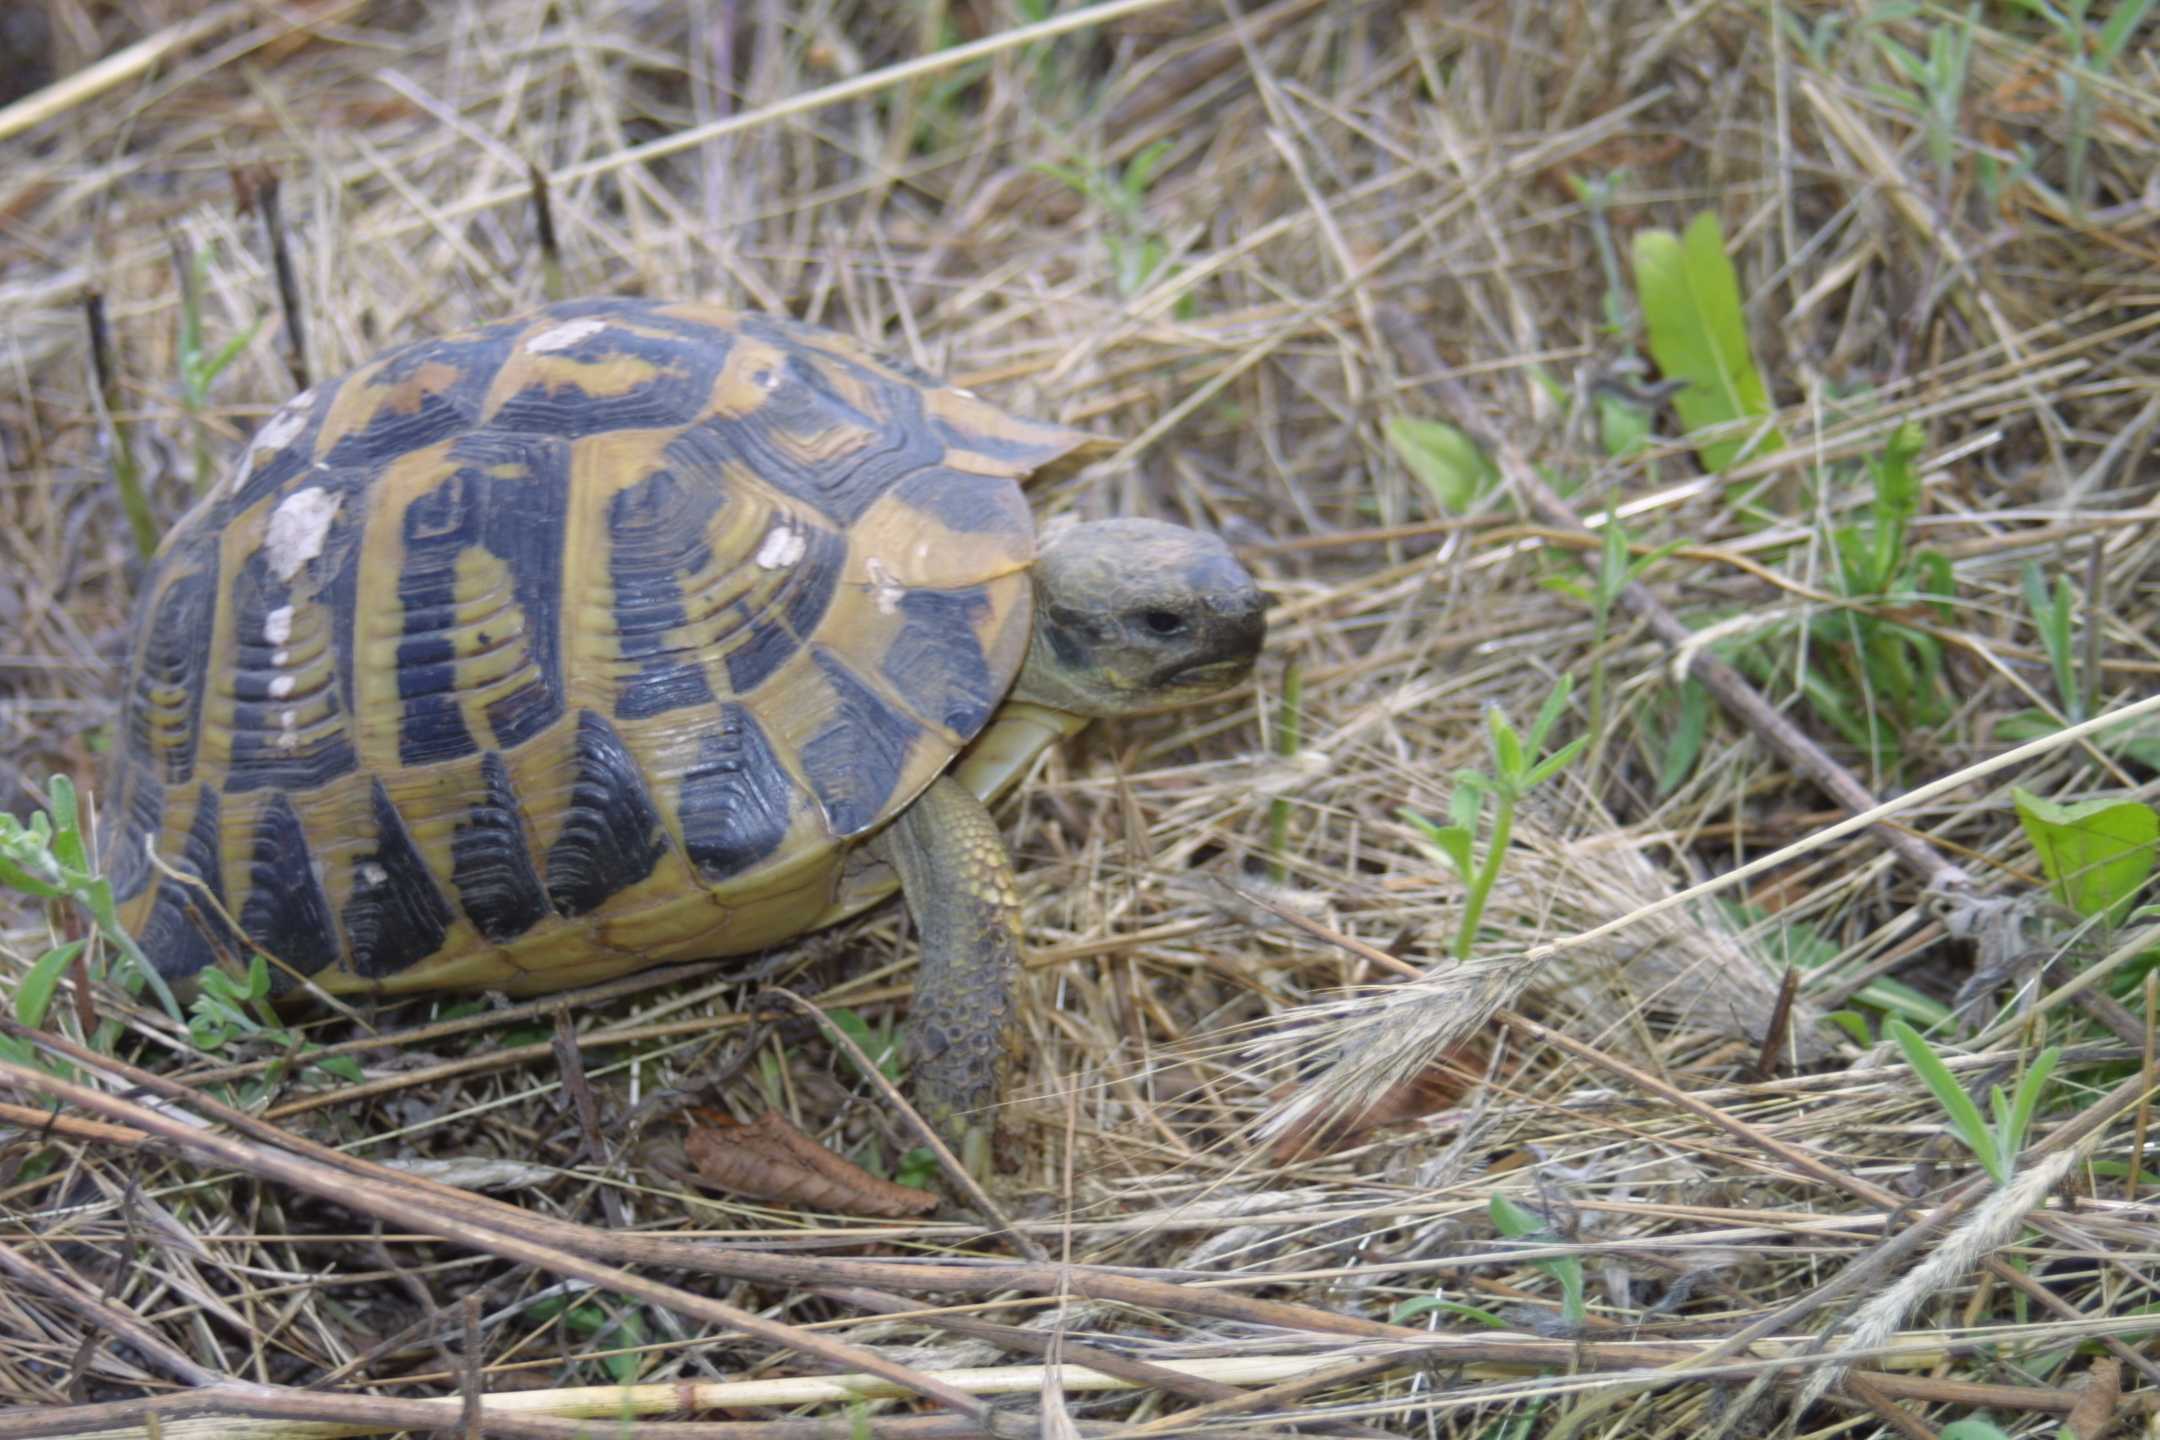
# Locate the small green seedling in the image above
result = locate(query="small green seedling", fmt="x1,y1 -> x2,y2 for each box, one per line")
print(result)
1488,1193 -> 1587,1328
1544,505 -> 1678,774
1402,676 -> 1587,960
1036,140 -> 1191,306
1866,3 -> 1977,182
0,775 -> 180,1027
1889,1018 -> 2060,1188
173,241 -> 266,491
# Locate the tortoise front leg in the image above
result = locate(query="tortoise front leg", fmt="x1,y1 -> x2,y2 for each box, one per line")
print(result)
874,774 -> 1024,1173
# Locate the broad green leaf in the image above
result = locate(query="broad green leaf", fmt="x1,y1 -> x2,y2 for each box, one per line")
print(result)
1630,212 -> 1784,471
14,940 -> 86,1029
2012,788 -> 2158,926
1387,415 -> 1496,513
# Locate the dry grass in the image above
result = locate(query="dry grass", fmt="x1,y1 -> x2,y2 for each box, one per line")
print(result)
4,0 -> 2160,1435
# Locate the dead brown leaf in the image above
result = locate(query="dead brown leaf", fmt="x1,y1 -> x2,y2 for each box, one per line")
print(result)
684,1108 -> 938,1218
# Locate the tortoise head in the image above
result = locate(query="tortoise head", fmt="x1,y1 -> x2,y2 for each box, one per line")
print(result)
1013,518 -> 1266,717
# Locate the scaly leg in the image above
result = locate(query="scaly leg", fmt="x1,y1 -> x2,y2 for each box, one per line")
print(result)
874,775 -> 1024,1174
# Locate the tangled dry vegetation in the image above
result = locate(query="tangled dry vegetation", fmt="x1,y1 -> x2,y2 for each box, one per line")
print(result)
3,0 -> 2159,1435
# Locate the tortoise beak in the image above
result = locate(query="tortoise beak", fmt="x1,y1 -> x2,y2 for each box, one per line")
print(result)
1166,561 -> 1266,690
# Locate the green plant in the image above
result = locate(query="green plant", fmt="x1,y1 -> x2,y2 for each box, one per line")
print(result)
1036,140 -> 1191,306
0,775 -> 179,1037
1568,171 -> 1633,335
526,1292 -> 649,1384
1544,506 -> 1677,775
1817,420 -> 1956,756
1867,3 -> 1979,184
1386,414 -> 1498,514
1629,210 -> 1783,473
1889,1019 -> 2060,1188
2013,788 -> 2157,928
1488,1193 -> 1587,1328
0,774 -> 362,1094
1936,1421 -> 2014,1440
824,1008 -> 938,1187
172,240 -> 265,491
1402,676 -> 1587,960
1389,1293 -> 1509,1328
2002,0 -> 2156,212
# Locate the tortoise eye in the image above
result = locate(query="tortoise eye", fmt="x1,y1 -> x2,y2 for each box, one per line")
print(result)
1139,609 -> 1187,637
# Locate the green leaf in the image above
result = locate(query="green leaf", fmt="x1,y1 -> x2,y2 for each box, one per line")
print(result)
1630,212 -> 1784,471
1389,1296 -> 1509,1328
1387,415 -> 1496,513
2013,788 -> 2158,926
1526,676 -> 1575,754
2001,1045 -> 2059,1161
1488,707 -> 1524,779
312,1054 -> 366,1084
2095,0 -> 2156,67
1937,1419 -> 2014,1440
1597,391 -> 1651,458
1400,809 -> 1474,881
1889,1018 -> 2004,1185
14,940 -> 86,1029
1488,1195 -> 1585,1325
1655,680 -> 1710,797
1448,773 -> 1488,830
1826,1010 -> 1873,1046
1121,139 -> 1173,206
894,1145 -> 940,1191
1489,1192 -> 1545,1239
828,1007 -> 902,1083
1523,735 -> 1588,789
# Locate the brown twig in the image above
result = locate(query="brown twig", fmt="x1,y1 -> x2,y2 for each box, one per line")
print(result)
0,1055 -> 1011,1433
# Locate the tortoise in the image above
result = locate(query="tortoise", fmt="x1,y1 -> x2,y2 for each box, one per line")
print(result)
101,297 -> 1266,1155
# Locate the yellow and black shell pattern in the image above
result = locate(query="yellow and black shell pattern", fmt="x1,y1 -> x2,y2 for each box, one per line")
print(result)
102,298 -> 1098,997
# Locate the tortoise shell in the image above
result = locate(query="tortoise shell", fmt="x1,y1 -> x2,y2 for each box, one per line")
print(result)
102,298 -> 1101,996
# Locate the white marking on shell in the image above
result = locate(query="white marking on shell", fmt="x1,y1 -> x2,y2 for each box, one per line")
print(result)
526,318 -> 608,353
950,385 -> 979,400
756,522 -> 807,570
254,395 -> 311,454
275,709 -> 300,750
264,604 -> 295,646
269,676 -> 295,699
357,862 -> 387,887
272,649 -> 290,667
865,556 -> 905,615
264,488 -> 341,582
